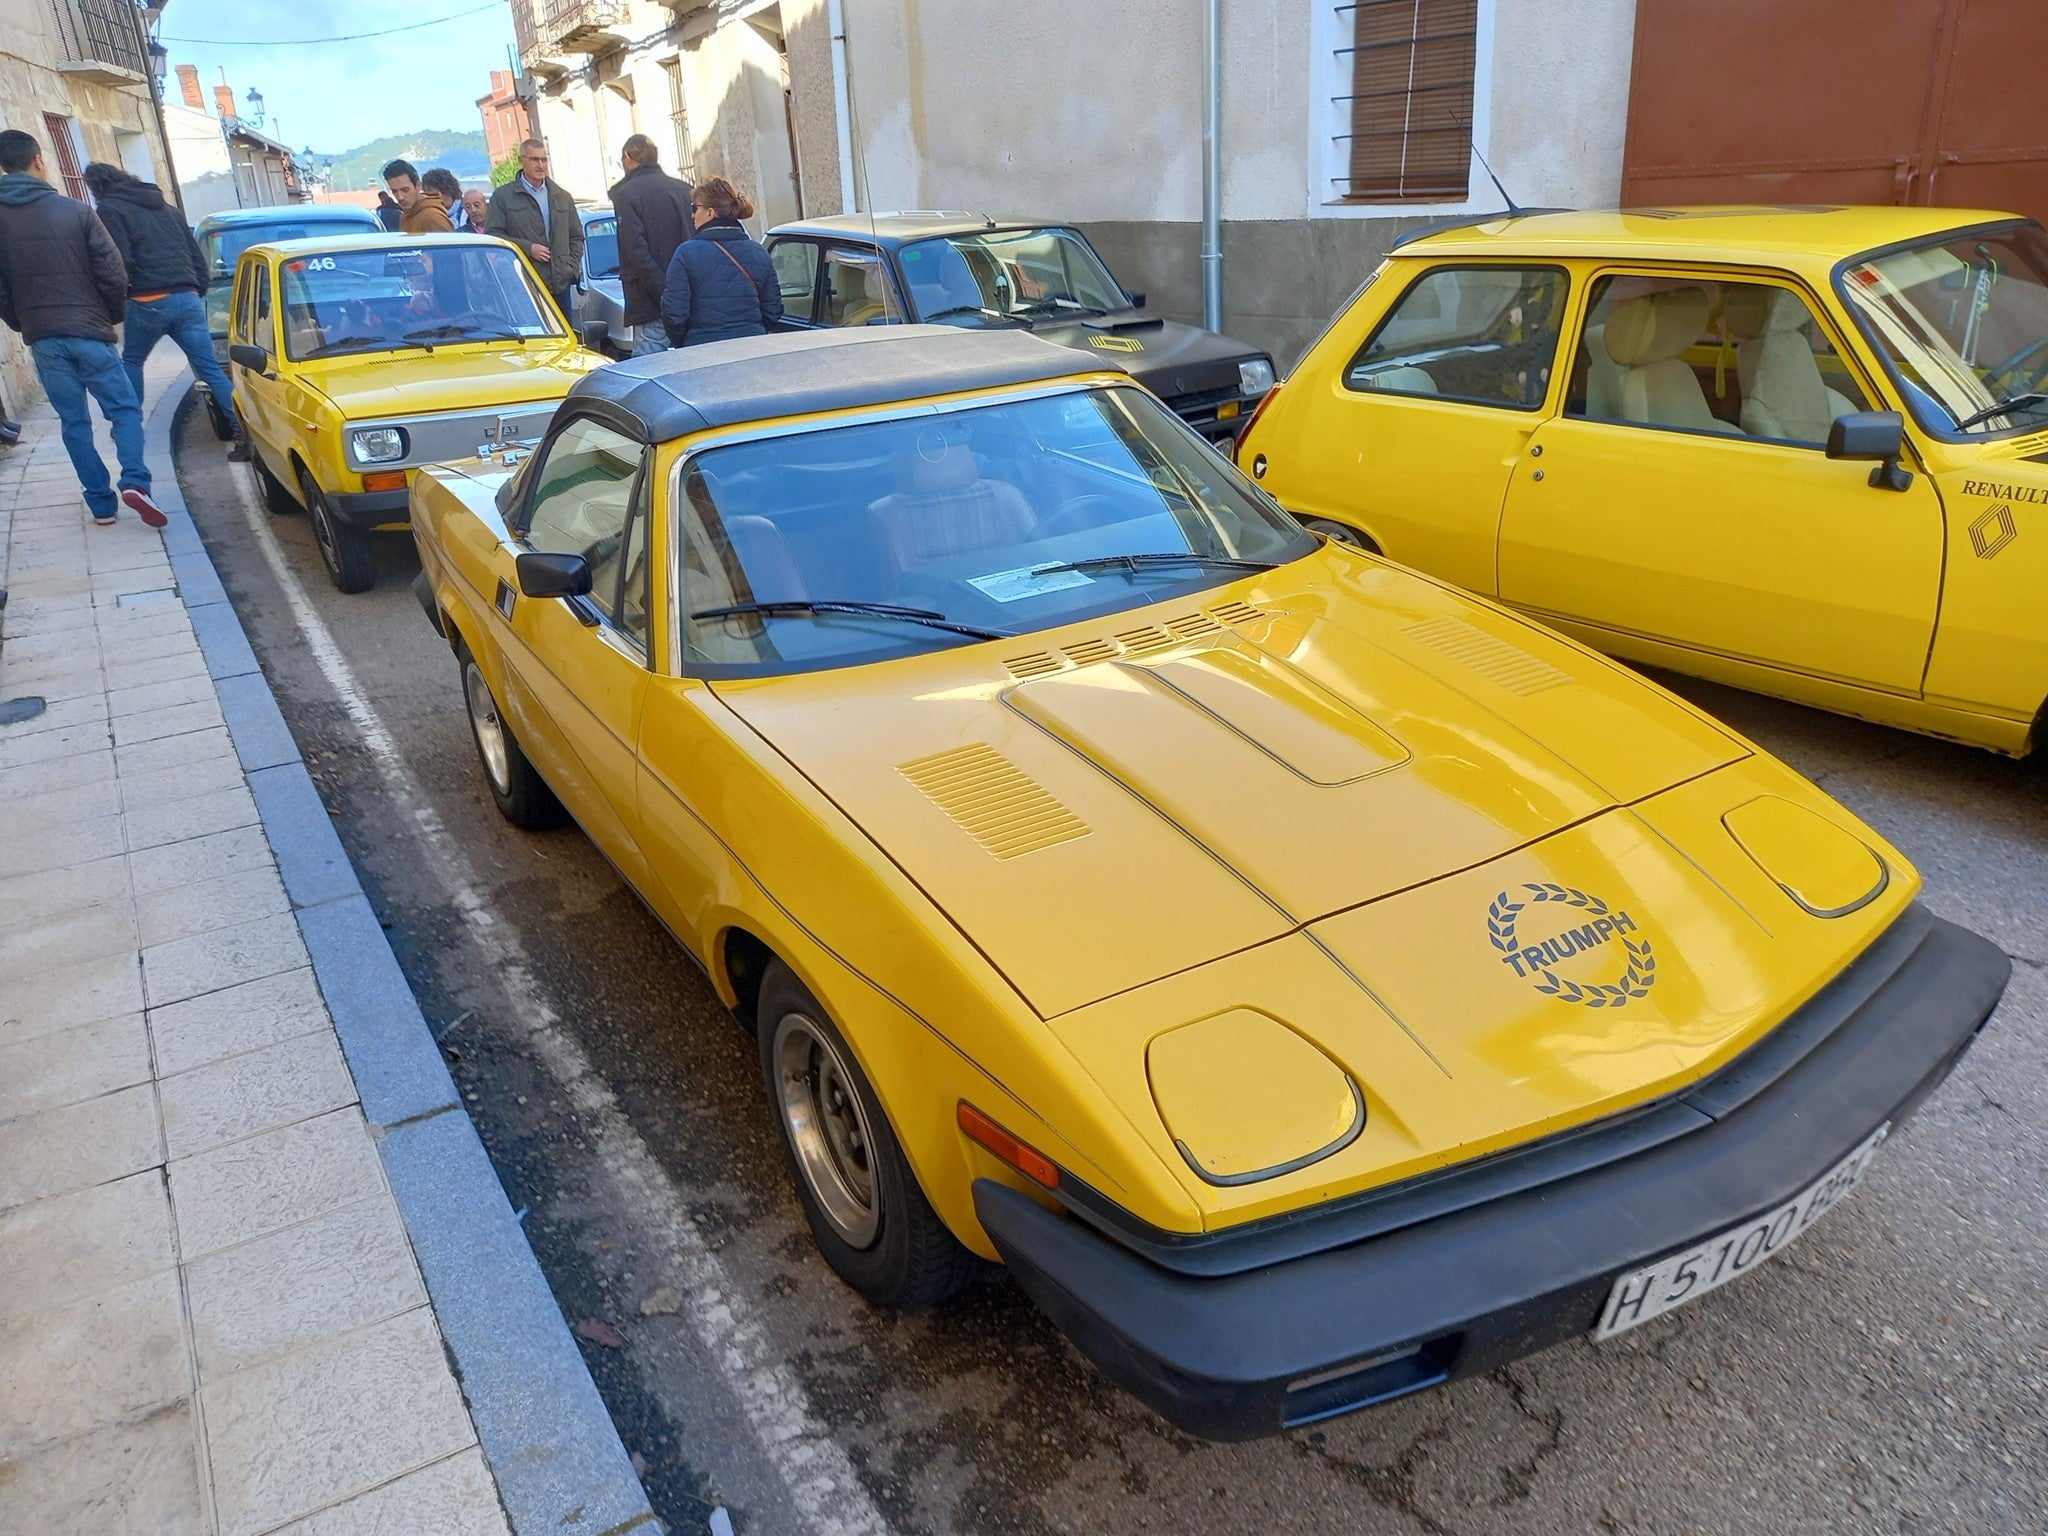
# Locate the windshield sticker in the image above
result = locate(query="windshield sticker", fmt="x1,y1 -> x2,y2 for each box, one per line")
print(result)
967,565 -> 1095,603
1488,884 -> 1656,1009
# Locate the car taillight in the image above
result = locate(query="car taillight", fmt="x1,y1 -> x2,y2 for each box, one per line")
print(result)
958,1103 -> 1060,1189
1234,383 -> 1281,464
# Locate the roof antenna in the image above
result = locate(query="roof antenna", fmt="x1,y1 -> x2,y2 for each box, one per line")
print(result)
1452,111 -> 1521,215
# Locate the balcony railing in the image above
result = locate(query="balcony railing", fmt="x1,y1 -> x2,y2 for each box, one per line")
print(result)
540,0 -> 629,53
50,0 -> 149,85
510,0 -> 541,64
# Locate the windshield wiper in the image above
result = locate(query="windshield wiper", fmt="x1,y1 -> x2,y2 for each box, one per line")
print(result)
1951,391 -> 2048,432
920,304 -> 1014,324
1031,551 -> 1279,578
300,335 -> 429,358
404,322 -> 520,343
689,599 -> 1011,642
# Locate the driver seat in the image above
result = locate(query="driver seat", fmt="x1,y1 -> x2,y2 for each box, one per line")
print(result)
869,444 -> 1033,571
1724,286 -> 1856,445
1603,289 -> 1743,435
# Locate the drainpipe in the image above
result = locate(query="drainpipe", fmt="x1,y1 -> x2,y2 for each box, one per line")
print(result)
1200,0 -> 1222,331
826,0 -> 858,214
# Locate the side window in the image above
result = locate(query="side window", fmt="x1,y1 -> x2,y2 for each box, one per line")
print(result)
770,240 -> 818,322
1344,266 -> 1568,408
1567,275 -> 1870,445
253,265 -> 273,347
523,417 -> 646,630
616,462 -> 652,652
231,264 -> 253,344
819,247 -> 901,328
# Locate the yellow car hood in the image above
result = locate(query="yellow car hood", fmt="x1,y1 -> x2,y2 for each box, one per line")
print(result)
714,551 -> 1746,1019
304,342 -> 601,417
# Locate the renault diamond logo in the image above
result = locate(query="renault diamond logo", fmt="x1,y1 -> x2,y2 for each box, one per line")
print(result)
1969,503 -> 2017,559
1088,334 -> 1144,353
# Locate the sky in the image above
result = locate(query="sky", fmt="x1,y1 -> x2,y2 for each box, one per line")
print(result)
155,0 -> 518,157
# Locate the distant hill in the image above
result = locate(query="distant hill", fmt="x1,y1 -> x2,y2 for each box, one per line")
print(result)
310,130 -> 490,191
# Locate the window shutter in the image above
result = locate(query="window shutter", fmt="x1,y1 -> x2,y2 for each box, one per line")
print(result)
1341,0 -> 1478,203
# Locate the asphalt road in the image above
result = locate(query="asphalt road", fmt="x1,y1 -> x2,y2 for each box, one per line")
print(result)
173,399 -> 2046,1536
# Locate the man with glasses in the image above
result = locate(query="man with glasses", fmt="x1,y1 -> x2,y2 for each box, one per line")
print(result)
486,138 -> 582,322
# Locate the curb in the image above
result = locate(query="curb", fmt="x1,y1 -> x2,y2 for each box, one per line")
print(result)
150,374 -> 662,1536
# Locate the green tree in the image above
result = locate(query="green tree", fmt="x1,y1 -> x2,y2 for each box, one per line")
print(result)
491,155 -> 520,188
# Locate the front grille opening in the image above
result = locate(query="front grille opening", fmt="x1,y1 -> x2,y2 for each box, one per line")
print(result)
1282,1336 -> 1459,1427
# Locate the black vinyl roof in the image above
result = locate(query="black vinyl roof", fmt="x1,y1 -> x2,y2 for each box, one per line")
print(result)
565,325 -> 1107,441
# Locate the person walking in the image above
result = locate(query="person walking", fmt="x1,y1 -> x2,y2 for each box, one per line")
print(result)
486,139 -> 582,320
0,130 -> 165,527
608,133 -> 692,358
660,178 -> 780,348
385,159 -> 452,235
375,189 -> 401,231
83,162 -> 245,461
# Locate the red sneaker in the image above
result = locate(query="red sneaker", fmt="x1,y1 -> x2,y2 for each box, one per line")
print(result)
120,487 -> 169,528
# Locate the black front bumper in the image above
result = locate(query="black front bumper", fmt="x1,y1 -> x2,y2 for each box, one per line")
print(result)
976,906 -> 2008,1441
328,489 -> 411,529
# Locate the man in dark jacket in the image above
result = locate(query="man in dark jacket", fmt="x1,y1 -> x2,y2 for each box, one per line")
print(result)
82,162 -> 243,455
0,131 -> 164,527
608,134 -> 691,357
486,138 -> 582,321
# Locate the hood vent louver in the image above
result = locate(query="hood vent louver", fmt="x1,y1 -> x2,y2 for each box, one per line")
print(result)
898,743 -> 1090,859
1404,616 -> 1572,696
1001,600 -> 1271,682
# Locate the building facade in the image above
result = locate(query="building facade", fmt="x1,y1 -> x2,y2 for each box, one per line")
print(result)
0,0 -> 176,411
163,65 -> 308,224
503,0 -> 2046,367
477,67 -> 532,168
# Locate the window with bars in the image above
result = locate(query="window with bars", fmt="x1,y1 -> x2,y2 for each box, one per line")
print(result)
42,114 -> 87,201
664,59 -> 694,180
1334,0 -> 1477,204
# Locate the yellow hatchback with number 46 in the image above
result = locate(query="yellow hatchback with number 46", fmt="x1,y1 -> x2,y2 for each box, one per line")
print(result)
1238,207 -> 2048,758
410,325 -> 2007,1440
227,232 -> 604,593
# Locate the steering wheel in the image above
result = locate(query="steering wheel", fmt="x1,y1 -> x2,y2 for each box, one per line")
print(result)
1031,494 -> 1126,542
1983,336 -> 2048,400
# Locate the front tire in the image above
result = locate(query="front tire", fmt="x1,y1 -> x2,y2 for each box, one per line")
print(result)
758,963 -> 980,1309
458,643 -> 562,829
253,455 -> 298,515
300,469 -> 376,594
204,389 -> 235,441
1302,517 -> 1378,553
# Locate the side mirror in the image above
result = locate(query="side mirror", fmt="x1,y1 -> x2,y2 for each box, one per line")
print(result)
515,550 -> 593,601
228,342 -> 269,373
1826,410 -> 1913,492
578,319 -> 611,353
1124,288 -> 1147,310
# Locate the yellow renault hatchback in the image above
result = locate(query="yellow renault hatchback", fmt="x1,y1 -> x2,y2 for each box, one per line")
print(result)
1238,207 -> 2048,758
410,326 -> 2006,1439
227,232 -> 604,592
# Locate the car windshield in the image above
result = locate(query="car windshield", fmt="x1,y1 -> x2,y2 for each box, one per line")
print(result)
203,219 -> 371,283
1838,222 -> 2048,437
899,228 -> 1128,323
584,216 -> 619,279
678,384 -> 1312,674
279,243 -> 559,360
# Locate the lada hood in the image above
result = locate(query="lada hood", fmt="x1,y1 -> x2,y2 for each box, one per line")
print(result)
304,342 -> 602,418
713,551 -> 1746,1019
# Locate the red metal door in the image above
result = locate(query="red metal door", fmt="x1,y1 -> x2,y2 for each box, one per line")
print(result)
1621,0 -> 2046,222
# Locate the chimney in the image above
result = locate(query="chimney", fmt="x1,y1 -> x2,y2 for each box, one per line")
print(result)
214,84 -> 235,120
177,65 -> 203,111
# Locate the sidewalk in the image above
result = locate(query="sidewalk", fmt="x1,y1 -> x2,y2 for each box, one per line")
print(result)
0,366 -> 654,1534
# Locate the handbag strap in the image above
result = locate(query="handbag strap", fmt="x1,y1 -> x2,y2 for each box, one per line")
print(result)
710,239 -> 760,296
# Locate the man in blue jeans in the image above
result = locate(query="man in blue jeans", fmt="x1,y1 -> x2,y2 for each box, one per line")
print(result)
84,160 -> 245,458
0,129 -> 164,527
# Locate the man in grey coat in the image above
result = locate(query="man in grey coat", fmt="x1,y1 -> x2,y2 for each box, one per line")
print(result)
485,138 -> 583,322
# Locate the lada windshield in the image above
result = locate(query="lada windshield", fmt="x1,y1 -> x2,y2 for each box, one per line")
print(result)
280,244 -> 559,361
584,217 -> 619,278
900,228 -> 1128,323
1838,222 -> 2048,438
679,384 -> 1312,674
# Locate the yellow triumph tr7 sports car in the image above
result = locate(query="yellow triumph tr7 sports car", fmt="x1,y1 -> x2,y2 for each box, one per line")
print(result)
226,232 -> 605,594
1236,207 -> 2048,759
408,326 -> 2008,1439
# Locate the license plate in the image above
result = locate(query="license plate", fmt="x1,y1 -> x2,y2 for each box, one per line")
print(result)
1594,1123 -> 1890,1340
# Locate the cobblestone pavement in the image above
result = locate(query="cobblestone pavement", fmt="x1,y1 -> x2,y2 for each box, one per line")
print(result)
0,372 -> 510,1536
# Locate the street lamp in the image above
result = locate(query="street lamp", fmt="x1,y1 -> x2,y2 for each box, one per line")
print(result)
245,87 -> 264,128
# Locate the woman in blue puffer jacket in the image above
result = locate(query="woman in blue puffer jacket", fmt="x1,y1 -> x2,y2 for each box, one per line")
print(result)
659,177 -> 782,347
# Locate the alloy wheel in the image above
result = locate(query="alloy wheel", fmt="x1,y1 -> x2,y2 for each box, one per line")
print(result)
771,1010 -> 880,1248
463,662 -> 512,796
